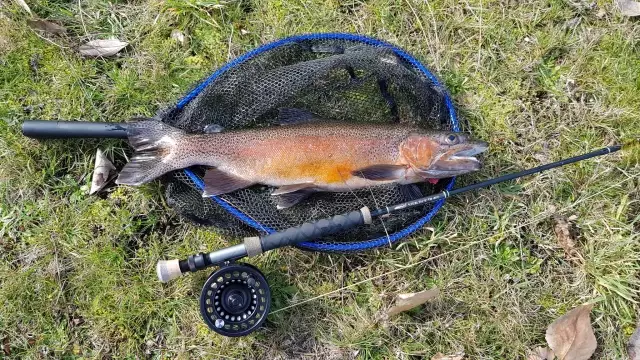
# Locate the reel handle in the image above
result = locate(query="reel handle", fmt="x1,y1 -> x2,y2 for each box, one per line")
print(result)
22,120 -> 129,139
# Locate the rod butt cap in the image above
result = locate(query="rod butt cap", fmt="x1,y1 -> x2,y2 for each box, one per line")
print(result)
157,259 -> 182,283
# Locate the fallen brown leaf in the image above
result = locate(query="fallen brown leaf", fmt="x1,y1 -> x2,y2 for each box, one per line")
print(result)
431,351 -> 464,360
545,304 -> 597,360
2,337 -> 10,356
617,0 -> 640,16
387,287 -> 439,317
78,39 -> 128,57
89,149 -> 115,195
553,215 -> 582,263
627,321 -> 640,359
27,19 -> 66,36
526,346 -> 555,360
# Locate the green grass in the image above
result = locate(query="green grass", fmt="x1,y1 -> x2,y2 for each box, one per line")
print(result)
1,0 -> 639,358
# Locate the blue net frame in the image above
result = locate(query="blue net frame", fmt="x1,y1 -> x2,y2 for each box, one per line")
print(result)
175,33 -> 459,252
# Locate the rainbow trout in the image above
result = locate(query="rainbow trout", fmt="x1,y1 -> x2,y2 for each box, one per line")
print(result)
116,117 -> 488,208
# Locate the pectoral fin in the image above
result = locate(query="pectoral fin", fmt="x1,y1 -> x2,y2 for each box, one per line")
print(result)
351,164 -> 406,181
202,168 -> 255,197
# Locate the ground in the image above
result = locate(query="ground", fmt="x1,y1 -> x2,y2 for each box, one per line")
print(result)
1,0 -> 639,359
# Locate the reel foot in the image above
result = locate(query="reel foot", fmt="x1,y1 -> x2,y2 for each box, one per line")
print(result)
200,263 -> 271,337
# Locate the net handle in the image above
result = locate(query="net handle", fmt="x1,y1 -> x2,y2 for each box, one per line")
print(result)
22,120 -> 129,139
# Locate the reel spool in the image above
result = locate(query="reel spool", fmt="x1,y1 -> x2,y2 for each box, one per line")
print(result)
199,263 -> 271,337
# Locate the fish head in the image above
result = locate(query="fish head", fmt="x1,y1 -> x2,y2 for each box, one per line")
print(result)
400,132 -> 488,178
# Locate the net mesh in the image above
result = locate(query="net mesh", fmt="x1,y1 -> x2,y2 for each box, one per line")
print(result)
157,36 -> 455,250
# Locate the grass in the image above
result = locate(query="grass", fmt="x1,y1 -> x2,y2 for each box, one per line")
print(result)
1,0 -> 639,358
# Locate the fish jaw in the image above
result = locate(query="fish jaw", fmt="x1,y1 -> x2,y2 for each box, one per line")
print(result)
419,140 -> 488,178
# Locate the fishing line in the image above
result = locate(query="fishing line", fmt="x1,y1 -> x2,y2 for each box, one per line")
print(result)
218,196 -> 271,235
270,171 -> 639,314
362,179 -> 393,248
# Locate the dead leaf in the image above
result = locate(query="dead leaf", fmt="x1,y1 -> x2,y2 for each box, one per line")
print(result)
387,287 -> 439,317
431,351 -> 464,360
617,0 -> 640,16
2,337 -> 10,356
27,19 -> 67,36
170,29 -> 185,44
78,39 -> 128,57
553,215 -> 582,263
89,149 -> 115,195
526,346 -> 556,360
545,304 -> 597,360
14,0 -> 32,15
627,322 -> 640,359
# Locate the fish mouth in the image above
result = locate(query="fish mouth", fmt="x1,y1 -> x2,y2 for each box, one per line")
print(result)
421,141 -> 489,178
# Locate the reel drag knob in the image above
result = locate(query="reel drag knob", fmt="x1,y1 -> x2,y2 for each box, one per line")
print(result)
199,263 -> 271,337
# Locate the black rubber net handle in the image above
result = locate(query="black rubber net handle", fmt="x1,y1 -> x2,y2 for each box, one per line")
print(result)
260,209 -> 367,251
22,120 -> 129,139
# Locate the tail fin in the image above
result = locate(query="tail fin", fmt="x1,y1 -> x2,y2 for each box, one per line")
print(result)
115,119 -> 185,186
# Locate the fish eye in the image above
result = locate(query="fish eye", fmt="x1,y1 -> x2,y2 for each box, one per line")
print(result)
445,134 -> 459,144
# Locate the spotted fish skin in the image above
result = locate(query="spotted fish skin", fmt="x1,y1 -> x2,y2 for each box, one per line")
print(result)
115,119 -> 487,208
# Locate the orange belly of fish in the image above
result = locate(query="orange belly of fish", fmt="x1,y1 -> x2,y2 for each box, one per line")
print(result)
237,136 -> 394,185
264,159 -> 359,184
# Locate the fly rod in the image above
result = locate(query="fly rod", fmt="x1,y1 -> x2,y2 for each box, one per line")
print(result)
156,144 -> 622,282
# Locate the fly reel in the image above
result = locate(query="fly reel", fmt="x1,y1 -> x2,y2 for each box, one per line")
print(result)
199,263 -> 271,337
